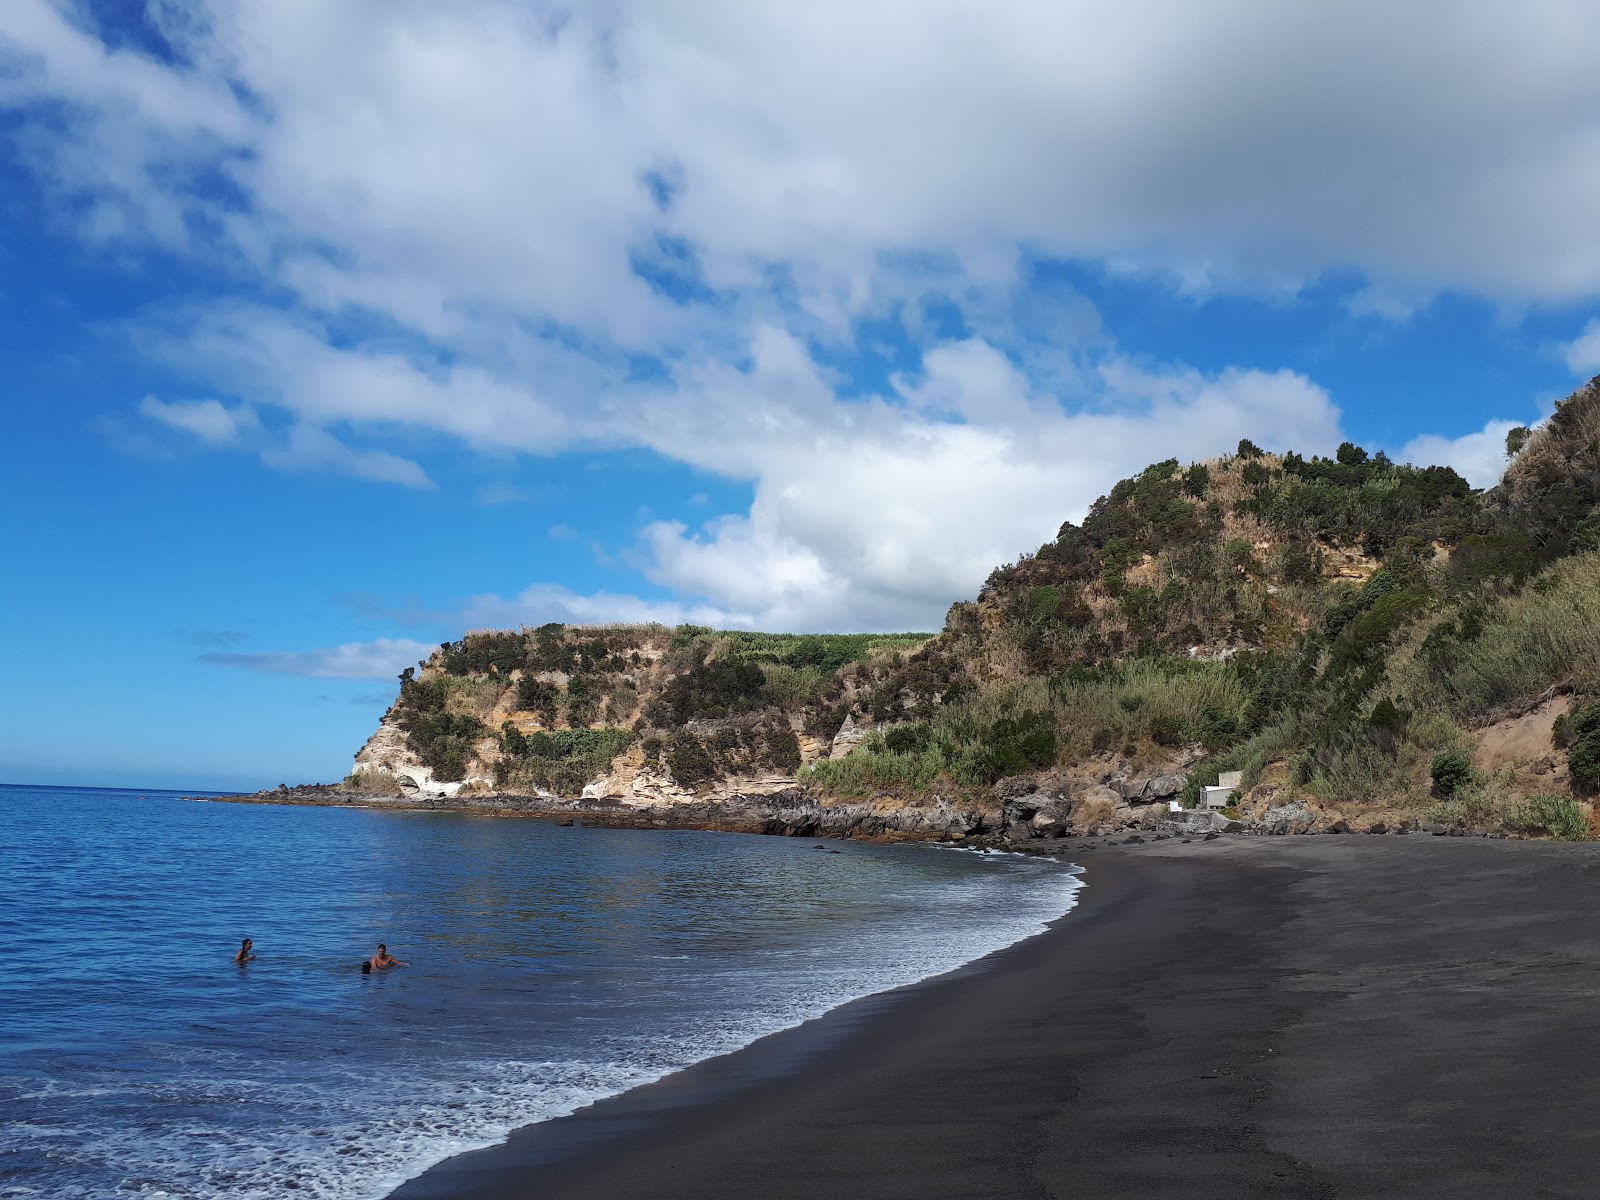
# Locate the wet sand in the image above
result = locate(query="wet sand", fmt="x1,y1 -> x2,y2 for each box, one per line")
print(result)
391,836 -> 1600,1199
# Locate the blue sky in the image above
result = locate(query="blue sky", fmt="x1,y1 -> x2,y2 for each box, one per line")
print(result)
6,1 -> 1600,790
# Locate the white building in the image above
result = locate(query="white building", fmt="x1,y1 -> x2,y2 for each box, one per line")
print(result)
1200,770 -> 1243,809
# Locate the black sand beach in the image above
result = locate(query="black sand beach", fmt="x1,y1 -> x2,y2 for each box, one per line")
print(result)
392,836 -> 1600,1199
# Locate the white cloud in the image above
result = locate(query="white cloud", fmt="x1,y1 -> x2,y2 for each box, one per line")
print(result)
1566,320 -> 1600,374
259,425 -> 434,490
200,637 -> 434,680
1400,419 -> 1525,490
458,584 -> 734,631
11,2 -> 1600,632
138,395 -> 257,444
12,0 -> 1600,320
427,332 -> 1345,631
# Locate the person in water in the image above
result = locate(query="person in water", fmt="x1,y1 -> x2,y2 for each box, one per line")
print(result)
369,943 -> 406,970
234,938 -> 255,965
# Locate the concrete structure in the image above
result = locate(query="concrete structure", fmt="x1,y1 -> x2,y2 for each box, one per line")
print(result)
1200,770 -> 1243,810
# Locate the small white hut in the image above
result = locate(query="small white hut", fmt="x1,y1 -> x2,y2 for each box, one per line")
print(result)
1200,770 -> 1243,809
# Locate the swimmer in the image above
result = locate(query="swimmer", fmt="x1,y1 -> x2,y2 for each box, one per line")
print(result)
234,938 -> 255,965
369,943 -> 407,970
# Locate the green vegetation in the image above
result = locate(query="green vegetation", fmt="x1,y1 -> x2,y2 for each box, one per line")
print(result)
1430,749 -> 1478,798
700,630 -> 933,671
1565,701 -> 1600,792
1504,792 -> 1590,840
652,716 -> 805,791
379,377 -> 1600,835
392,676 -> 485,782
495,725 -> 635,794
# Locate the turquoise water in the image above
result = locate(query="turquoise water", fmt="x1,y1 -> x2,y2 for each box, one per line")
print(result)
0,784 -> 1080,1200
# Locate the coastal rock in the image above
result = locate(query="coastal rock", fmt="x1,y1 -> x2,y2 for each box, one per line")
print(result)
828,715 -> 868,760
1029,810 -> 1067,838
1260,803 -> 1315,836
350,716 -> 492,799
1114,773 -> 1187,802
1159,809 -> 1230,835
994,775 -> 1040,802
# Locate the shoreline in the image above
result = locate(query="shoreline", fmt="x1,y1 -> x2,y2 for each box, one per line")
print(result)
389,835 -> 1600,1199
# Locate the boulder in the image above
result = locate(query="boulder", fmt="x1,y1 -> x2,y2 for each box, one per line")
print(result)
1113,772 -> 1188,803
1029,810 -> 1066,838
1159,808 -> 1229,835
1260,803 -> 1315,836
994,775 -> 1040,802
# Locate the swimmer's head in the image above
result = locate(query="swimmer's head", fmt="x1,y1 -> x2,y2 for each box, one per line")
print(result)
241,939 -> 252,948
377,943 -> 387,953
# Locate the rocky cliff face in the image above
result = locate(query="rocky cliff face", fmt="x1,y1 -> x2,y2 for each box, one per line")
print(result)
326,388 -> 1600,842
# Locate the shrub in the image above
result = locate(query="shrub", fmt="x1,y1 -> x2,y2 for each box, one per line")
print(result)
1568,734 -> 1600,792
650,657 -> 769,725
1430,749 -> 1478,798
884,723 -> 934,755
665,732 -> 720,787
1505,792 -> 1589,840
565,676 -> 599,727
1552,712 -> 1574,750
515,675 -> 560,720
762,722 -> 803,771
1237,438 -> 1263,458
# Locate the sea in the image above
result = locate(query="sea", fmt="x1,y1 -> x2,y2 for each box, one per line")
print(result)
0,782 -> 1082,1200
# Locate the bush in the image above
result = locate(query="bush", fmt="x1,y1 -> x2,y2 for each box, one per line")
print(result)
1430,749 -> 1478,798
1505,793 -> 1589,840
665,732 -> 720,787
515,675 -> 560,720
650,657 -> 769,725
884,723 -> 934,755
1569,734 -> 1600,792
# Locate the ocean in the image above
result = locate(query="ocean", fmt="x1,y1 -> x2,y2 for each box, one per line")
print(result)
0,783 -> 1081,1200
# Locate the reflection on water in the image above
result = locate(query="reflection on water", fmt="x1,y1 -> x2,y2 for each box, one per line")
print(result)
0,784 -> 1079,1200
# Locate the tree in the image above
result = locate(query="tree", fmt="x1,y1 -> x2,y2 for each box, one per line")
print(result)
1505,425 -> 1532,458
1336,442 -> 1369,466
1237,438 -> 1263,459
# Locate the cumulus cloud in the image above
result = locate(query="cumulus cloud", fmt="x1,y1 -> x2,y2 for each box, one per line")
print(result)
1401,419 -> 1525,490
12,0 -> 1600,317
10,3 -> 1600,630
1566,320 -> 1600,374
200,637 -> 435,680
424,332 -> 1343,630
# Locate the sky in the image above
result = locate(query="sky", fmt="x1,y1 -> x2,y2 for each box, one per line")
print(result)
6,1 -> 1600,789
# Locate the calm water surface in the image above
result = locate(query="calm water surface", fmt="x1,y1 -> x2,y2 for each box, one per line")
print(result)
0,784 -> 1080,1200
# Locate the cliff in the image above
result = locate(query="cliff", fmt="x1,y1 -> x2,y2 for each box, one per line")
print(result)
316,377 -> 1600,842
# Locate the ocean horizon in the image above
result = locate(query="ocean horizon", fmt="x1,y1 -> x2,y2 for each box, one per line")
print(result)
0,782 -> 1081,1200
